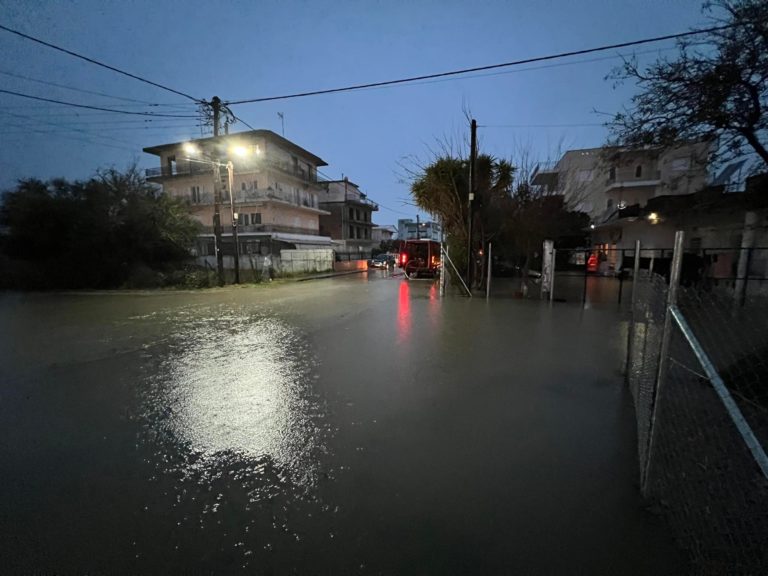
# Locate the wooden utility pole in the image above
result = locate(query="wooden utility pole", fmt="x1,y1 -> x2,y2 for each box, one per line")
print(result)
466,118 -> 477,288
211,96 -> 225,286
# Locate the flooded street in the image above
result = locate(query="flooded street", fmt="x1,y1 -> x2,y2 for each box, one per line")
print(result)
1,274 -> 685,574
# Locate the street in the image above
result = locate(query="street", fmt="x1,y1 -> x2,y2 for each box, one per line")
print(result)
0,272 -> 685,574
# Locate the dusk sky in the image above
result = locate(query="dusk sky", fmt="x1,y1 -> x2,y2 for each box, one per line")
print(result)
1,0 -> 711,224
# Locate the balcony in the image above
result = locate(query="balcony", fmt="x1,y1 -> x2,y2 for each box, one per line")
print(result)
531,162 -> 559,188
146,158 -> 329,186
198,223 -> 321,236
233,187 -> 324,211
346,193 -> 379,210
177,187 -> 327,213
146,162 -> 212,179
605,170 -> 661,192
264,158 -> 329,186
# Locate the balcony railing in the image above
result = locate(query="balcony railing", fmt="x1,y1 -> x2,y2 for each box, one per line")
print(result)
346,194 -> 379,210
146,158 -> 329,186
233,187 -> 320,209
606,170 -> 662,186
146,162 -> 213,179
182,187 -> 322,210
198,223 -> 321,236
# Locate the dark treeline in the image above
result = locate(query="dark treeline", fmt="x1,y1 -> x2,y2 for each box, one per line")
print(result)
0,166 -> 201,290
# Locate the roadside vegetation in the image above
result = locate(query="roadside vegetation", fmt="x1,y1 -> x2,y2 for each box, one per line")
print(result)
0,166 -> 203,290
406,144 -> 588,288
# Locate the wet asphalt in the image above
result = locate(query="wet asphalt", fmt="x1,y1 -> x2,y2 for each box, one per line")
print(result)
0,272 -> 686,574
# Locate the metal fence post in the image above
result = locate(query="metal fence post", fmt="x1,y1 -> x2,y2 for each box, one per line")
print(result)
618,249 -> 625,305
641,230 -> 684,496
625,240 -> 641,377
582,249 -> 589,307
486,243 -> 492,300
550,248 -> 556,303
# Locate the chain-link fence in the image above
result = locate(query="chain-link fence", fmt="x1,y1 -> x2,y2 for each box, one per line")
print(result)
627,234 -> 768,575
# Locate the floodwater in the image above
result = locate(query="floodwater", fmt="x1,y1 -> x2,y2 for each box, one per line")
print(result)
0,273 -> 686,574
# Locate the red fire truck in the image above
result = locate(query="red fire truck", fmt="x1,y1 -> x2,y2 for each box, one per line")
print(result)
398,239 -> 441,279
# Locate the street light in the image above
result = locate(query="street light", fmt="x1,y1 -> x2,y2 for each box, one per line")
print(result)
182,141 -> 257,286
225,160 -> 240,284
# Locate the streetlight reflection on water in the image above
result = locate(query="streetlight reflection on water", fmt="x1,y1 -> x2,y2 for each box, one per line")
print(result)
146,311 -> 326,488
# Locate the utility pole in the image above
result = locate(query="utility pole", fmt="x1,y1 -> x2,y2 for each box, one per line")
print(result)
416,214 -> 420,240
227,161 -> 241,284
211,96 -> 225,286
466,118 -> 477,288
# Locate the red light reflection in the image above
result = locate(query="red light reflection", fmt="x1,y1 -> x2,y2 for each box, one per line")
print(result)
397,280 -> 411,340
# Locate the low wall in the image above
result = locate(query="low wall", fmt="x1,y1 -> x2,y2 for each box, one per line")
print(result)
333,259 -> 369,272
280,249 -> 334,275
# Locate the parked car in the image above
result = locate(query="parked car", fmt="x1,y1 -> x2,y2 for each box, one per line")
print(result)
368,254 -> 396,268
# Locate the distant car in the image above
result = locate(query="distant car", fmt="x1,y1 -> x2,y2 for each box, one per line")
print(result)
368,254 -> 396,268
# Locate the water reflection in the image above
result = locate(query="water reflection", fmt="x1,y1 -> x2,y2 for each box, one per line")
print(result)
397,280 -> 411,341
142,309 -> 326,488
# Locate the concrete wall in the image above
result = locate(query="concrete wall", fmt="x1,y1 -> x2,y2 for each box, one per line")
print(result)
279,249 -> 334,275
333,260 -> 368,272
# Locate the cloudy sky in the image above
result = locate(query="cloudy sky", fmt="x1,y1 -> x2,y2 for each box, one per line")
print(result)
0,0 -> 711,223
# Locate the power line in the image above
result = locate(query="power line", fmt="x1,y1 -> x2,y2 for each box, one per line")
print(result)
231,113 -> 256,131
1,110 -> 144,148
0,124 -> 202,134
0,119 -> 139,153
0,23 -> 201,103
225,24 -> 736,105
0,88 -> 200,118
0,68 -> 195,108
480,123 -> 605,128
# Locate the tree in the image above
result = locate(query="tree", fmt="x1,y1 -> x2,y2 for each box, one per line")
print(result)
608,0 -> 768,169
408,152 -> 514,281
0,165 -> 200,289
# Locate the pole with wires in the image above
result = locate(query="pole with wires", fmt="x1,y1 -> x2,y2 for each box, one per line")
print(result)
466,118 -> 477,289
211,96 -> 225,286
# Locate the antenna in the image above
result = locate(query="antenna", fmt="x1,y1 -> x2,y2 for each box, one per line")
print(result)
277,112 -> 285,137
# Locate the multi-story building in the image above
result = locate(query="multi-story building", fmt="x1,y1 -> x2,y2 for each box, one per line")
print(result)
143,130 -> 333,263
318,178 -> 379,258
372,224 -> 397,244
531,142 -> 710,224
531,142 -> 710,271
397,218 -> 442,242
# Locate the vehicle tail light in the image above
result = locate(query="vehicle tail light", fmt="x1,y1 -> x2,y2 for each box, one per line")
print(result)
400,253 -> 408,266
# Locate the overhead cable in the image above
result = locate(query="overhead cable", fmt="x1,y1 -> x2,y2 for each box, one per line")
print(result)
0,88 -> 200,118
225,24 -> 736,105
0,23 -> 201,102
0,68 -> 195,108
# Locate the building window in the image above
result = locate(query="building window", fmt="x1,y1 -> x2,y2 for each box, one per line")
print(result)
252,179 -> 258,190
349,225 -> 354,238
190,185 -> 201,203
241,182 -> 247,191
251,212 -> 261,224
240,213 -> 249,226
349,208 -> 354,220
609,167 -> 616,180
635,165 -> 643,178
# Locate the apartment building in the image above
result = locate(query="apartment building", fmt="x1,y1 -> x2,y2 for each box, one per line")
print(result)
318,178 -> 379,258
531,142 -> 710,224
397,218 -> 442,242
143,130 -> 332,262
531,142 -> 710,270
